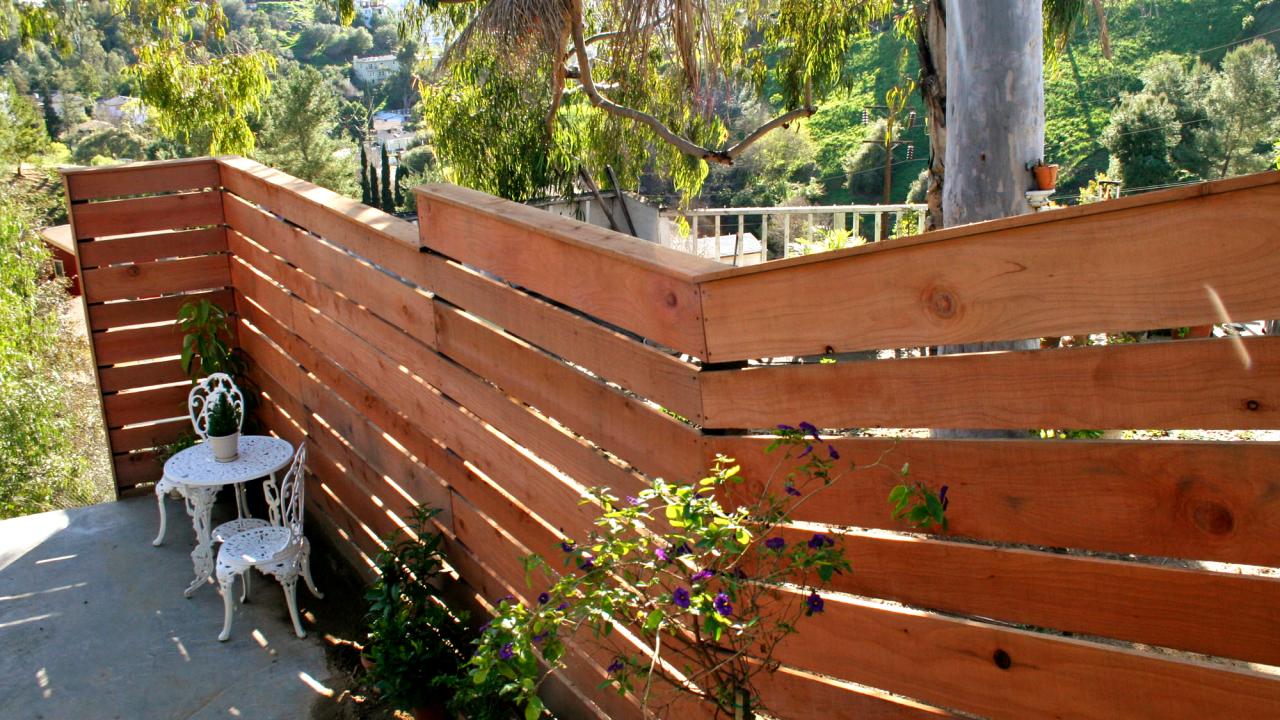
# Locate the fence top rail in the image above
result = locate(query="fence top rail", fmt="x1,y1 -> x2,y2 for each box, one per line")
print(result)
60,156 -> 217,177
679,203 -> 927,216
692,169 -> 1280,283
417,183 -> 725,281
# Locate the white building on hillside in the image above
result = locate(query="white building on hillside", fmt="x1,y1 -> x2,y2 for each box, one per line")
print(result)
94,96 -> 147,126
352,54 -> 400,84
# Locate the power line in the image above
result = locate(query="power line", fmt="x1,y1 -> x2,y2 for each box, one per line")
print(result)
1192,26 -> 1280,57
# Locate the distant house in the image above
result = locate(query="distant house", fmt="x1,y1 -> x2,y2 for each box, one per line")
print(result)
352,54 -> 400,84
698,232 -> 765,266
38,225 -> 81,296
355,0 -> 390,21
93,96 -> 146,126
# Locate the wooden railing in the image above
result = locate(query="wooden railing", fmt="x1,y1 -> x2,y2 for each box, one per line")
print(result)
62,157 -> 1280,718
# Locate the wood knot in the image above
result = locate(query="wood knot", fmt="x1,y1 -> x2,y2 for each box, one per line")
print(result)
993,649 -> 1012,670
126,265 -> 141,277
1246,399 -> 1261,411
1192,501 -> 1234,536
926,288 -> 958,319
664,292 -> 678,308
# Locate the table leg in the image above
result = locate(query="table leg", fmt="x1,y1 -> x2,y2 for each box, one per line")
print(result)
234,482 -> 248,520
183,485 -> 222,598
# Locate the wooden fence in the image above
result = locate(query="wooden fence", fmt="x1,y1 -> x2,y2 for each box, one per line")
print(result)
62,157 -> 1280,718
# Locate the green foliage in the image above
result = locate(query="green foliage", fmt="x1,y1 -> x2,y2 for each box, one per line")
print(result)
70,125 -> 148,165
0,193 -> 95,518
1201,39 -> 1280,177
204,392 -> 241,438
255,64 -> 356,193
795,225 -> 864,255
888,462 -> 948,532
379,142 -> 393,211
1101,91 -> 1180,189
464,424 -> 941,717
1,78 -> 51,173
365,505 -> 470,712
155,431 -> 197,465
177,300 -> 244,380
359,143 -> 372,205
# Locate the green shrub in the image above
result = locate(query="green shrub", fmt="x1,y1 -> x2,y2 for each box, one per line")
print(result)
204,393 -> 240,438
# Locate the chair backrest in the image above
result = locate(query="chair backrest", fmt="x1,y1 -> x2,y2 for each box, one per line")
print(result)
277,443 -> 308,537
188,373 -> 244,440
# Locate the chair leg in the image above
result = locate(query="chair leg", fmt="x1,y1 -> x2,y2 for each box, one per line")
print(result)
282,578 -> 306,639
218,573 -> 237,642
301,545 -> 323,599
152,489 -> 168,547
240,570 -> 251,604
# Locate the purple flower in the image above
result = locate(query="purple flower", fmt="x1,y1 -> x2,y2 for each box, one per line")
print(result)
777,424 -> 796,431
672,587 -> 691,609
827,444 -> 840,460
579,557 -> 595,571
606,657 -> 625,675
797,444 -> 813,458
479,621 -> 491,633
807,533 -> 834,549
627,495 -> 641,506
784,484 -> 802,497
499,643 -> 515,660
673,543 -> 692,557
537,592 -> 551,605
691,569 -> 714,583
560,540 -> 575,553
798,421 -> 820,440
654,547 -> 669,562
532,632 -> 547,645
939,485 -> 950,511
805,591 -> 824,616
556,601 -> 571,611
713,592 -> 733,617
764,537 -> 785,551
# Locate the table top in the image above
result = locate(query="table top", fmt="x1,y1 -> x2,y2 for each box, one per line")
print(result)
163,436 -> 294,487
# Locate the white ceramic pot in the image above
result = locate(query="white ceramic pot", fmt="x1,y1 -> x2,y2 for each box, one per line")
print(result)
209,432 -> 240,463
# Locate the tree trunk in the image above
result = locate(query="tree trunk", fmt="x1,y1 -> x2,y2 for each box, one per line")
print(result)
935,0 -> 1044,439
916,1 -> 947,231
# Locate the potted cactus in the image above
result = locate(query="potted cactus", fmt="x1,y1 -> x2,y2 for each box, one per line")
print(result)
205,392 -> 241,463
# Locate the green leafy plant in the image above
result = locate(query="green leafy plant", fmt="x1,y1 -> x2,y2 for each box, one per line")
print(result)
177,300 -> 244,380
888,462 -> 949,532
204,393 -> 240,438
155,431 -> 197,465
796,225 -> 865,256
365,506 -> 470,714
464,423 -> 946,718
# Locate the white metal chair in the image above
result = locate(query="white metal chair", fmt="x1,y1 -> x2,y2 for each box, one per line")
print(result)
215,443 -> 322,641
153,373 -> 253,546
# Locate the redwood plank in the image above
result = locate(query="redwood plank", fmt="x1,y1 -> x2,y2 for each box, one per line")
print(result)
420,187 -> 711,357
71,189 -> 224,239
700,336 -> 1280,430
773,591 -> 1280,720
769,526 -> 1280,667
108,417 -> 191,454
698,179 -> 1280,361
113,451 -> 164,489
712,435 -> 1280,567
752,665 -> 955,720
82,254 -> 232,303
77,227 -> 227,269
103,383 -> 190,427
63,158 -> 221,201
92,323 -> 183,366
434,303 -> 704,483
88,289 -> 234,331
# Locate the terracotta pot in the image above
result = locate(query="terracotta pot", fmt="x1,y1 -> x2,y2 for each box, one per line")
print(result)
1177,324 -> 1214,339
1033,163 -> 1059,190
208,432 -> 240,463
412,700 -> 448,720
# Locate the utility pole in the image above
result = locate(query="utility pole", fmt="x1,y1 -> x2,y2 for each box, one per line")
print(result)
862,83 -> 918,238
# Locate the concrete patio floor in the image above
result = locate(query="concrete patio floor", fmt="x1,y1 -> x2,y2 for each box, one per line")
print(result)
0,495 -> 368,720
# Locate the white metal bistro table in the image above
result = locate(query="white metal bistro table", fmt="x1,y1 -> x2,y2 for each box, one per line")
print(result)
163,436 -> 294,597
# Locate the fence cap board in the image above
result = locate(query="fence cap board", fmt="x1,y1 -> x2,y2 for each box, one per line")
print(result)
416,182 -> 726,281
62,157 -> 221,202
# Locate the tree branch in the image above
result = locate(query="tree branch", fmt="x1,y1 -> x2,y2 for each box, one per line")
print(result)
565,1 -> 815,166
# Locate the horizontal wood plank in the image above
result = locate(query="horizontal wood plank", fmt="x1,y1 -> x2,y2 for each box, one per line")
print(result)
767,526 -> 1280,666
419,185 -> 712,357
698,177 -> 1280,361
82,254 -> 232,303
434,304 -> 704,482
92,323 -> 183,366
88,289 -> 234,331
112,451 -> 164,488
713,435 -> 1280,567
63,158 -> 221,201
77,227 -> 227,269
108,418 -> 191,454
103,383 -> 190,427
774,591 -> 1280,720
701,336 -> 1280,430
71,189 -> 224,240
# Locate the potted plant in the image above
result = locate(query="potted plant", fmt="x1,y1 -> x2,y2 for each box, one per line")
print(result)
365,506 -> 468,720
1031,159 -> 1059,190
205,392 -> 241,463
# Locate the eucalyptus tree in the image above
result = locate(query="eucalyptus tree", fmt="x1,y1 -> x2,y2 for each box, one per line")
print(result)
392,0 -> 892,202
